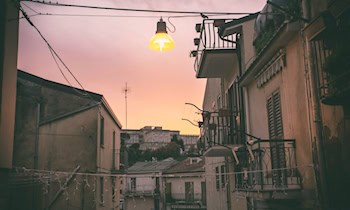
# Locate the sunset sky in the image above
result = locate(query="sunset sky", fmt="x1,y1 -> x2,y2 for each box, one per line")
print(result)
18,0 -> 266,135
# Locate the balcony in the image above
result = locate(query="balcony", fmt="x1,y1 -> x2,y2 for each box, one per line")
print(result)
124,184 -> 159,197
193,19 -> 238,78
309,14 -> 350,105
198,108 -> 246,155
235,139 -> 301,192
165,193 -> 206,209
319,70 -> 350,105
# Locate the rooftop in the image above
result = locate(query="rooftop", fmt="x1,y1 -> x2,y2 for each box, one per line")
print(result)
127,158 -> 178,174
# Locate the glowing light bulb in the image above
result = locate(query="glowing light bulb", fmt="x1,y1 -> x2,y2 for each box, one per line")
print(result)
149,18 -> 174,52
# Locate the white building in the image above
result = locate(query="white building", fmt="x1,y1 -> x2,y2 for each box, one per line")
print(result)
163,157 -> 206,210
122,127 -> 199,152
124,158 -> 178,210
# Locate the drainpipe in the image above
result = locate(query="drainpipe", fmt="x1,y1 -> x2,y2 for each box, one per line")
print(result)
308,42 -> 329,210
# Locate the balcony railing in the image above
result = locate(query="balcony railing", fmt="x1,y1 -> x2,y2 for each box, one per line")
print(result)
165,192 -> 205,203
199,109 -> 245,153
235,139 -> 301,192
193,19 -> 237,75
310,28 -> 350,105
124,184 -> 159,196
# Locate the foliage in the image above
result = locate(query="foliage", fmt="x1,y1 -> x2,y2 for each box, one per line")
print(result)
128,143 -> 142,166
171,135 -> 184,151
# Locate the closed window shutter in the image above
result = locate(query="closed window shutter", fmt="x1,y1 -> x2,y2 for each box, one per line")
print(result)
267,91 -> 283,138
266,90 -> 286,186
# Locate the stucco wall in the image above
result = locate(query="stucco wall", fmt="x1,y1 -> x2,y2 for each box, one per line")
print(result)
205,157 -> 228,210
39,107 -> 98,171
165,175 -> 205,198
13,76 -> 100,169
125,197 -> 154,210
245,34 -> 315,190
97,106 -> 121,172
203,78 -> 221,112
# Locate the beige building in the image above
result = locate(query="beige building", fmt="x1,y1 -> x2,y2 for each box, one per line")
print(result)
163,157 -> 206,210
124,158 -> 178,210
12,70 -> 123,210
190,1 -> 350,209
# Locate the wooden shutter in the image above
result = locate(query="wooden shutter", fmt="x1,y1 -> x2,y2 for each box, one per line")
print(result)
267,91 -> 287,186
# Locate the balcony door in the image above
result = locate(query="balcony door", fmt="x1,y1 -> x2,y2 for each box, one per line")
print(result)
267,90 -> 287,187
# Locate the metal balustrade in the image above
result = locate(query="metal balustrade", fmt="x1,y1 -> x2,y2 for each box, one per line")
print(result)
235,139 -> 301,192
124,184 -> 159,196
193,19 -> 237,74
165,193 -> 206,205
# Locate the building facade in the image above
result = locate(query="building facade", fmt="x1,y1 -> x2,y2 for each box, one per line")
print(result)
190,0 -> 350,209
12,70 -> 123,210
163,157 -> 206,210
122,127 -> 199,153
124,158 -> 178,210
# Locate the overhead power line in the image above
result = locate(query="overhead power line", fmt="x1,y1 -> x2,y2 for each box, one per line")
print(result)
17,3 -> 96,100
25,0 -> 258,15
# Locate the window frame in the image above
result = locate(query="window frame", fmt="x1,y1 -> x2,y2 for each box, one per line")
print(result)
100,116 -> 105,147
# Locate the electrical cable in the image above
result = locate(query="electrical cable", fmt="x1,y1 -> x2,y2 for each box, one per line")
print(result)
18,4 -> 96,101
21,1 -> 39,14
24,0 -> 258,16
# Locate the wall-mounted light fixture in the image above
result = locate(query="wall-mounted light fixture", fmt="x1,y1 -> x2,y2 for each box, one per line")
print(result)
149,18 -> 174,52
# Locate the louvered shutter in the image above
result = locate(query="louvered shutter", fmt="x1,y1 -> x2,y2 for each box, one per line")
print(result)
266,91 -> 287,186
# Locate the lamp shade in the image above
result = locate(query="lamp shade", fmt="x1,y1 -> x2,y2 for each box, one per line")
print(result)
149,18 -> 174,52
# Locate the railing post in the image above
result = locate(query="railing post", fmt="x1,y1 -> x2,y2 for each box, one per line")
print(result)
258,141 -> 264,190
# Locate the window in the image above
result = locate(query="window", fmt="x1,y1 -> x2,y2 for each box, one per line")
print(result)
100,177 -> 104,205
215,166 -> 220,191
267,90 -> 283,139
201,182 -> 206,205
165,183 -> 172,202
100,116 -> 104,146
112,177 -> 116,202
185,182 -> 194,202
220,165 -> 226,188
266,90 -> 287,186
131,178 -> 136,191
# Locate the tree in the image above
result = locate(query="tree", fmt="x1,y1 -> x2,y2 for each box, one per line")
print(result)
171,135 -> 184,151
128,143 -> 141,166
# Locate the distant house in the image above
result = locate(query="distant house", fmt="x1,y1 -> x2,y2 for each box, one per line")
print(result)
12,70 -> 123,210
163,157 -> 206,210
124,158 -> 178,210
122,126 -> 199,153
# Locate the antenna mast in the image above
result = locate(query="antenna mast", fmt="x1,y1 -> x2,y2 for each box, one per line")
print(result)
123,83 -> 130,129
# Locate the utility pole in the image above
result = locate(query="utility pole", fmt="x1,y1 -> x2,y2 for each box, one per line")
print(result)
122,83 -> 130,129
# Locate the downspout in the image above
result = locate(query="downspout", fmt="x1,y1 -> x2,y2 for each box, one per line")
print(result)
236,35 -> 247,144
307,35 -> 329,210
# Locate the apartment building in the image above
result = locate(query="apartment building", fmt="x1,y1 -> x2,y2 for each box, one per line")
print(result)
122,127 -> 199,153
190,0 -> 350,209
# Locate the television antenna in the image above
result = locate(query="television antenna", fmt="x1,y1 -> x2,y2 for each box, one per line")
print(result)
122,83 -> 130,129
